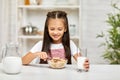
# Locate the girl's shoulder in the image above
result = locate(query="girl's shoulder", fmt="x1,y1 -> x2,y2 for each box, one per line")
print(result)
36,40 -> 43,45
30,40 -> 43,51
70,40 -> 76,46
33,40 -> 43,46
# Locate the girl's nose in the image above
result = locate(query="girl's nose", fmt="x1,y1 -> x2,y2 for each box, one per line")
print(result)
53,30 -> 58,34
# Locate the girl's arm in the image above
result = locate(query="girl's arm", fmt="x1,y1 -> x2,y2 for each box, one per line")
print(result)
22,52 -> 38,65
73,53 -> 82,61
22,52 -> 48,65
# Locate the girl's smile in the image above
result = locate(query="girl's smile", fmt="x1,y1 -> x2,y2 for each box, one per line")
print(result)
48,18 -> 66,44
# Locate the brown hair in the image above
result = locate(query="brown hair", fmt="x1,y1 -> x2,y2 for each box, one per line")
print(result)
40,11 -> 71,64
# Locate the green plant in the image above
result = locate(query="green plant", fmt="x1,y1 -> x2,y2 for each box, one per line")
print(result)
97,3 -> 120,64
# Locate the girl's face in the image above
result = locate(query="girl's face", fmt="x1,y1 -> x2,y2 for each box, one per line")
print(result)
48,18 -> 66,44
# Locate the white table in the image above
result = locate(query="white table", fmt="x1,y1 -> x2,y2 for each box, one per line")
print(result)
0,63 -> 120,80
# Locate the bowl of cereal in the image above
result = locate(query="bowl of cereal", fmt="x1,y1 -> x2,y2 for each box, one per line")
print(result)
48,58 -> 67,69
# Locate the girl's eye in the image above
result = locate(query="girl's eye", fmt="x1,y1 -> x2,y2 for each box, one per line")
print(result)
58,28 -> 63,31
50,28 -> 55,30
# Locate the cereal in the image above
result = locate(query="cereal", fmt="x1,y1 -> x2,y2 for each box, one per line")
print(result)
48,58 -> 67,69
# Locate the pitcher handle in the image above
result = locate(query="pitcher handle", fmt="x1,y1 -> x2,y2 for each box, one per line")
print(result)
1,45 -> 7,59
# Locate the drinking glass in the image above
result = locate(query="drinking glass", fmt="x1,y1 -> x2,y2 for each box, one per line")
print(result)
77,48 -> 88,72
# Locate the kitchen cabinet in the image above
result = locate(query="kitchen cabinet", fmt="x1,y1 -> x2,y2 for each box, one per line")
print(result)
17,0 -> 80,54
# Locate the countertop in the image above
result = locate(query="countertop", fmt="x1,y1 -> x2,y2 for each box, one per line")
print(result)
0,63 -> 120,80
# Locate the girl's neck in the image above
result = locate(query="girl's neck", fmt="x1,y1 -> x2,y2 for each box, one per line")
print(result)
52,39 -> 62,44
52,41 -> 62,44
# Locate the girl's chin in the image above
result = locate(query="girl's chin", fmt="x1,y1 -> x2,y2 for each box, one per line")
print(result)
52,37 -> 60,40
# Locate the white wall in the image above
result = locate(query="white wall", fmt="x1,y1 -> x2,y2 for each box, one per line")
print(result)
80,0 -> 120,64
0,0 -> 11,61
0,0 -> 17,62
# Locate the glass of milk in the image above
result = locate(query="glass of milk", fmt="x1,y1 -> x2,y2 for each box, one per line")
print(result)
77,48 -> 88,72
1,42 -> 22,74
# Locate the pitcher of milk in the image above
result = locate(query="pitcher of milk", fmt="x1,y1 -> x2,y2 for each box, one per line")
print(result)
1,42 -> 22,74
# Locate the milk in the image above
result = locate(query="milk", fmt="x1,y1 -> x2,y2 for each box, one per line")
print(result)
77,57 -> 86,70
2,56 -> 22,74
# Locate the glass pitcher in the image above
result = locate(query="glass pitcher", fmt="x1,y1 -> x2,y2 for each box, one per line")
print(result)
2,42 -> 22,74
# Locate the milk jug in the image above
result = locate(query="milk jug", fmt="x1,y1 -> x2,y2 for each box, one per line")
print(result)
2,42 -> 22,74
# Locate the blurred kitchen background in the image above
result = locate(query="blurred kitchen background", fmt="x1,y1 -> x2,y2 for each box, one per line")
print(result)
0,0 -> 119,64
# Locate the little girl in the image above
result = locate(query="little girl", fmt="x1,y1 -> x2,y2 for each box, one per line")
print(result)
22,11 -> 89,69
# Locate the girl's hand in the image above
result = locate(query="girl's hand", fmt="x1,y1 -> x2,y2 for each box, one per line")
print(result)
84,58 -> 89,70
35,52 -> 48,61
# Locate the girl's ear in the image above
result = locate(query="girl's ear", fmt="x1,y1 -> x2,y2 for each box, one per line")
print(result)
64,27 -> 67,32
64,29 -> 67,32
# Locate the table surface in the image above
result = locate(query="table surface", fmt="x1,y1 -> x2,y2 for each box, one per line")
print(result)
0,63 -> 120,80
